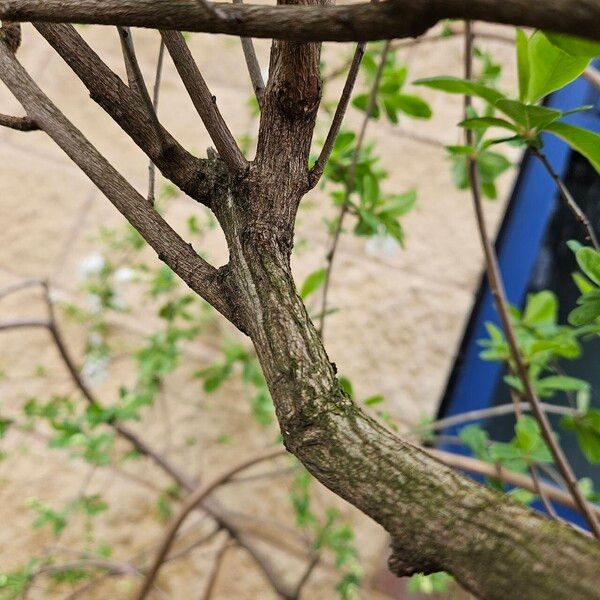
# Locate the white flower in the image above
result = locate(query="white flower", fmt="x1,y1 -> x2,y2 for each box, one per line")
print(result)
77,252 -> 105,279
114,267 -> 134,283
81,355 -> 109,387
365,235 -> 400,259
86,294 -> 102,314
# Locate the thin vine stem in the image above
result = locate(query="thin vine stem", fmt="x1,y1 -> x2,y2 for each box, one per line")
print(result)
318,40 -> 391,340
533,148 -> 600,252
148,38 -> 165,205
465,117 -> 600,540
461,21 -> 598,535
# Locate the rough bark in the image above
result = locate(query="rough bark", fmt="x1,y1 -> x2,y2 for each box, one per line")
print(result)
2,0 -> 600,42
227,237 -> 600,599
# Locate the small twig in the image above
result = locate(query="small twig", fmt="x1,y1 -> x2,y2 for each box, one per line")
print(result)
161,30 -> 247,172
583,66 -> 600,91
428,448 -> 600,520
136,448 -> 287,600
0,318 -> 48,332
0,278 -> 44,299
117,26 -> 168,152
309,42 -> 366,188
232,0 -> 265,108
533,149 -> 600,252
410,402 -> 578,436
148,38 -> 166,205
290,553 -> 320,599
0,113 -> 38,131
529,463 -> 560,519
318,40 -> 391,340
201,539 -> 235,600
509,389 -> 559,520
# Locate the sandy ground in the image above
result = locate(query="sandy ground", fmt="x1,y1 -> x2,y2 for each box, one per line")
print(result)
0,22 -> 519,599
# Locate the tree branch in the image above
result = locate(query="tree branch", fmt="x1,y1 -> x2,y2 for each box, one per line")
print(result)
533,148 -> 600,253
33,22 -> 223,207
0,112 -> 38,130
428,448 -> 600,520
309,42 -> 366,189
117,26 -> 168,151
148,38 -> 166,205
160,30 -> 247,172
318,41 -> 390,339
466,130 -> 600,539
232,0 -> 265,108
2,0 -> 600,42
0,38 -> 237,324
136,448 -> 287,600
410,401 -> 579,436
201,539 -> 235,600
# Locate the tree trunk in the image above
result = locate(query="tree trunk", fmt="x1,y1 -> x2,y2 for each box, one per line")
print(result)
203,19 -> 600,597
224,225 -> 600,599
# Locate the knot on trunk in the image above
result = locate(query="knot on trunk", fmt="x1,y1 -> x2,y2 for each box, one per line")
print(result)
388,539 -> 442,578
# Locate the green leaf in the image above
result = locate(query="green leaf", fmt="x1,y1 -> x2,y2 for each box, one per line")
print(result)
515,415 -> 540,453
495,99 -> 562,130
363,395 -> 385,407
300,268 -> 327,300
413,76 -> 505,105
516,29 -> 530,101
545,122 -> 600,174
537,375 -> 589,393
0,417 -> 12,439
562,410 -> 600,463
352,93 -> 380,119
477,151 -> 511,182
459,117 -> 518,133
576,247 -> 600,285
572,272 -> 595,295
459,424 -> 490,460
545,33 -> 600,58
392,94 -> 432,119
527,31 -> 590,102
446,144 -> 474,156
378,190 -> 417,218
361,173 -> 379,207
382,98 -> 399,124
568,300 -> 600,326
523,291 -> 557,326
339,376 -> 354,399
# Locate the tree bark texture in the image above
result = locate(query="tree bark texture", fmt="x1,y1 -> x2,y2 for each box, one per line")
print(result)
2,0 -> 600,42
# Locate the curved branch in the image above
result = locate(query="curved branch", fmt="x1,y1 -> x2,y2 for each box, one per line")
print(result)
2,0 -> 600,42
136,448 -> 287,600
0,281 -> 293,598
428,448 -> 600,520
0,38 -> 237,324
33,22 -> 223,207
